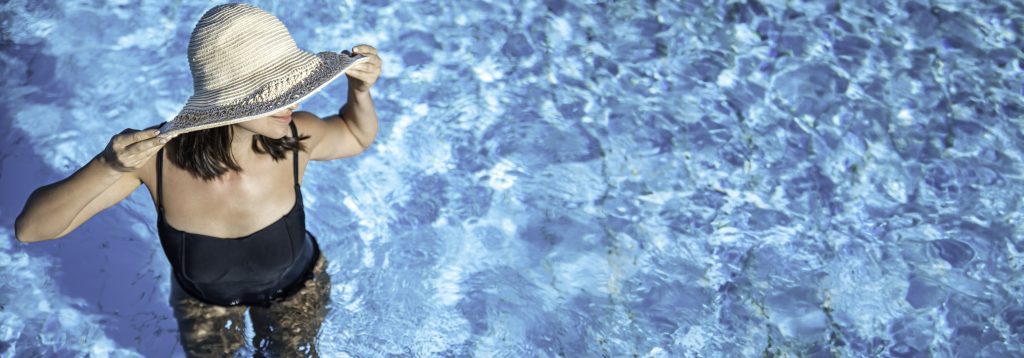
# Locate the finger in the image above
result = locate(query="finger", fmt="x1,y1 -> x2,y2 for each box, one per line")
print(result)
355,57 -> 380,69
346,67 -> 372,75
131,128 -> 161,142
137,141 -> 166,161
124,134 -> 169,155
350,62 -> 374,72
158,128 -> 183,140
156,129 -> 178,140
112,128 -> 138,149
124,143 -> 166,165
119,128 -> 160,148
345,70 -> 372,79
129,139 -> 170,168
352,44 -> 377,55
353,60 -> 379,71
123,145 -> 162,168
354,45 -> 376,54
120,144 -> 164,169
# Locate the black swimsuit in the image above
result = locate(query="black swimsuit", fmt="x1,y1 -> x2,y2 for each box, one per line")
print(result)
155,121 -> 321,307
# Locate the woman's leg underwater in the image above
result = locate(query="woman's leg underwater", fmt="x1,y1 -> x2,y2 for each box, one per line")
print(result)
250,254 -> 331,357
169,276 -> 249,357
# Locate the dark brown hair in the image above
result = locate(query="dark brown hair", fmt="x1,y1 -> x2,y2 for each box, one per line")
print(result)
168,125 -> 310,181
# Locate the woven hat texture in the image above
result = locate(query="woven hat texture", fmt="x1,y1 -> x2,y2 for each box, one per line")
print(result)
159,3 -> 366,135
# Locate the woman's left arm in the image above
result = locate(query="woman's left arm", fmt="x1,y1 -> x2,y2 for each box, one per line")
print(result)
298,44 -> 382,161
340,44 -> 382,149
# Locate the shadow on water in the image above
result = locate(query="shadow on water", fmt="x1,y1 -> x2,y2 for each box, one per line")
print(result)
0,44 -> 180,356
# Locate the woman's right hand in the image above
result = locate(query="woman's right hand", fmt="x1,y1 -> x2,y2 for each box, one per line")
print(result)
100,128 -> 172,173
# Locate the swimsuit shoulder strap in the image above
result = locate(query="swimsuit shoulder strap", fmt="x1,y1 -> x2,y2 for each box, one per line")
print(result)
289,120 -> 299,187
156,147 -> 165,212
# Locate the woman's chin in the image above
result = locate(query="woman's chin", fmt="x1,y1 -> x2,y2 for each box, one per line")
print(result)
262,128 -> 289,139
236,121 -> 290,139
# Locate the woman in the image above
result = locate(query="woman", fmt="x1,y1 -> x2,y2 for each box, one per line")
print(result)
14,4 -> 382,357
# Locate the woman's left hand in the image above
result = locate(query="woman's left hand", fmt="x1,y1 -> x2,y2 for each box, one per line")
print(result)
345,44 -> 382,93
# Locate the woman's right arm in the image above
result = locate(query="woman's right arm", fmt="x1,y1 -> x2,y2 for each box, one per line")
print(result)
14,129 -> 169,243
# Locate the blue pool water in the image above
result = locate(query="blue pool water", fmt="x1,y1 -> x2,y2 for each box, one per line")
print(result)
2,0 -> 1023,356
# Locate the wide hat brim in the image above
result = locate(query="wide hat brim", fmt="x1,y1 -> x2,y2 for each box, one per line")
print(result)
159,52 -> 368,136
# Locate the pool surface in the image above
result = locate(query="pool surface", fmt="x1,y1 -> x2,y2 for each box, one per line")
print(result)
1,0 -> 1023,356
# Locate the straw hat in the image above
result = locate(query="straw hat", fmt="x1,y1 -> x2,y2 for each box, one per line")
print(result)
158,3 -> 367,136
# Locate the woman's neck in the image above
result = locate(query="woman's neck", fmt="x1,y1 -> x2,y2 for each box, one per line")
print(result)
229,126 -> 257,164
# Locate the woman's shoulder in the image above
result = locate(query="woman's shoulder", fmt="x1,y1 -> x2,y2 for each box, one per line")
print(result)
290,110 -> 329,145
291,111 -> 324,132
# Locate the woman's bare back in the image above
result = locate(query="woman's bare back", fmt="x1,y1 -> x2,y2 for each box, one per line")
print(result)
136,140 -> 310,239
